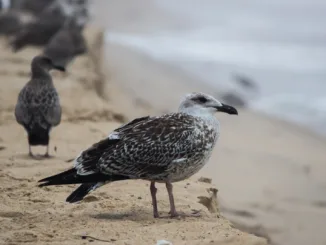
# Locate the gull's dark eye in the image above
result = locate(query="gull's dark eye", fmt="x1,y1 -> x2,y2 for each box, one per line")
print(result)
194,96 -> 208,103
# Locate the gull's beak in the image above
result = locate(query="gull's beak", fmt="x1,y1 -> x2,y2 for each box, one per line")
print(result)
53,65 -> 66,72
215,103 -> 238,115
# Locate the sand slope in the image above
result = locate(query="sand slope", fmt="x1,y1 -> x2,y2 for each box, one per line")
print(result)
0,28 -> 266,245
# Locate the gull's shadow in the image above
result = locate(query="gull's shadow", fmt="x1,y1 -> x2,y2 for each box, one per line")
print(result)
90,209 -> 203,221
91,212 -> 134,220
90,209 -> 154,221
15,153 -> 56,161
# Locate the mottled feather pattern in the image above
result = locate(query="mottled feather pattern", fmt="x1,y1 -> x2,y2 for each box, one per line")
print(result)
74,116 -> 150,175
74,138 -> 119,175
114,116 -> 150,133
15,79 -> 61,129
74,113 -> 219,182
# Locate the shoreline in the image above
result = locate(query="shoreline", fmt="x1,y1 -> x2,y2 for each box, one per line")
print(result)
104,40 -> 326,142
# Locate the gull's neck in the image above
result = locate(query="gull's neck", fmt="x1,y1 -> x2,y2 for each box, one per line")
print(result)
31,66 -> 50,79
179,107 -> 218,125
31,66 -> 53,86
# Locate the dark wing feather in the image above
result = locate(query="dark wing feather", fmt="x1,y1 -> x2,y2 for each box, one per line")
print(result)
74,113 -> 204,180
74,138 -> 119,175
15,87 -> 31,126
114,116 -> 150,133
74,116 -> 150,175
42,88 -> 61,127
15,83 -> 61,129
97,114 -> 201,178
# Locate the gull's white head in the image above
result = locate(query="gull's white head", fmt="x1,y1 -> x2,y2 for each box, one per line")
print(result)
179,92 -> 238,117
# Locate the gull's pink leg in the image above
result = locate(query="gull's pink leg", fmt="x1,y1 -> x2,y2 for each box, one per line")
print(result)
165,182 -> 178,217
150,181 -> 159,218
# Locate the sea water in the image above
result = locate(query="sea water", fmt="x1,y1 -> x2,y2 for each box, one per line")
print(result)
105,0 -> 326,136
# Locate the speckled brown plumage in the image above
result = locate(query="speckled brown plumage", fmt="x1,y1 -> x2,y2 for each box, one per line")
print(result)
39,92 -> 238,217
75,113 -> 218,182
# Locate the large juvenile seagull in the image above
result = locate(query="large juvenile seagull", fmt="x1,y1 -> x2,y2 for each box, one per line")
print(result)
38,92 -> 238,218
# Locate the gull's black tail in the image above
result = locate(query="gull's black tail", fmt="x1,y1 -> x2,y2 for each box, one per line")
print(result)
38,168 -> 129,202
23,114 -> 52,146
27,125 -> 50,146
38,168 -> 129,187
66,182 -> 100,203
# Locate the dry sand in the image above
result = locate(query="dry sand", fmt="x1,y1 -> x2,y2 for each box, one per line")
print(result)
0,27 -> 267,245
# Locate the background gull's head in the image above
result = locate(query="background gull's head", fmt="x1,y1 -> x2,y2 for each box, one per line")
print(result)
31,55 -> 66,72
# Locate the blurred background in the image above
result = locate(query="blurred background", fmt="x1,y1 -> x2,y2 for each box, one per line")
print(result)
1,0 -> 325,245
94,0 -> 326,136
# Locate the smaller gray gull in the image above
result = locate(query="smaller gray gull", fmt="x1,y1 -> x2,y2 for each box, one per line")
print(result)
38,92 -> 238,218
15,55 -> 65,158
43,17 -> 87,68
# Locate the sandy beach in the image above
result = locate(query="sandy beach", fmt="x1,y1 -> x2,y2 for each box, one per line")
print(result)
0,1 -> 326,245
0,24 -> 268,245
